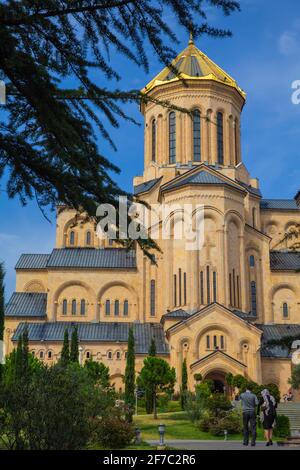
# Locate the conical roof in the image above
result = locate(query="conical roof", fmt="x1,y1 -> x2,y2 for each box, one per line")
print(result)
142,37 -> 245,99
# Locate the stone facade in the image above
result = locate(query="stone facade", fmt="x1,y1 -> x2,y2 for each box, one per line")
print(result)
4,39 -> 300,398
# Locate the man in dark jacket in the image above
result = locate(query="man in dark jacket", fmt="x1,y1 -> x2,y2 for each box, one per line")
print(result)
239,386 -> 259,446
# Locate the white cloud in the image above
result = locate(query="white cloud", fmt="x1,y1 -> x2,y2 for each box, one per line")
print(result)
278,31 -> 298,55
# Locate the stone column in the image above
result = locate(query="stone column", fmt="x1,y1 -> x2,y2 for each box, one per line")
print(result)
239,234 -> 247,311
217,228 -> 226,305
223,226 -> 229,307
206,110 -> 212,164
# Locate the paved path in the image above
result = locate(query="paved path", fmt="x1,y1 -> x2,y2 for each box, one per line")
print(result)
148,440 -> 300,450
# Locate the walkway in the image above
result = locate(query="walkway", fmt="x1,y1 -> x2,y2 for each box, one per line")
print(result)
148,440 -> 300,450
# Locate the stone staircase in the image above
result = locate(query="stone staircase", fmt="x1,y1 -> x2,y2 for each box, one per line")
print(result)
277,403 -> 300,438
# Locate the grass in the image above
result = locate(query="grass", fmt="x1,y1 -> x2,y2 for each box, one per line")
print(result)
134,411 -> 266,442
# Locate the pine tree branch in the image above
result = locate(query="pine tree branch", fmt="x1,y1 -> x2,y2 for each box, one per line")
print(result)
0,1 -> 135,26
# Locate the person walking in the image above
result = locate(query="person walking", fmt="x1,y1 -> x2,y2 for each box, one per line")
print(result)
259,389 -> 277,446
239,386 -> 259,447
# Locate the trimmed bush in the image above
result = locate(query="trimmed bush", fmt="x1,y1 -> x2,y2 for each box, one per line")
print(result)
274,415 -> 291,439
95,415 -> 135,449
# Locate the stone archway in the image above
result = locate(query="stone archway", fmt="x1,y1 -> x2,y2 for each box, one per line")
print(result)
204,370 -> 228,395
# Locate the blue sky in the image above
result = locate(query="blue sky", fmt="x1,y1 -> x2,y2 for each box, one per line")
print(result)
1,0 -> 300,299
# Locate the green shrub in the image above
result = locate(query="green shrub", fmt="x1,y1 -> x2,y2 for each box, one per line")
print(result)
208,411 -> 242,436
274,415 -> 290,439
198,415 -> 214,432
206,393 -> 232,418
157,393 -> 170,412
95,414 -> 135,449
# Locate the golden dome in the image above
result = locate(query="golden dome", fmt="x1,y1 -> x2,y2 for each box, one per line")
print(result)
142,37 -> 246,99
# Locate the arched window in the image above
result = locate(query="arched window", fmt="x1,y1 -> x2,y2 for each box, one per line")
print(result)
39,351 -> 44,359
169,112 -> 176,164
249,255 -> 255,267
213,335 -> 218,349
80,299 -> 86,316
47,351 -> 52,360
70,230 -> 75,246
283,303 -> 289,319
250,281 -> 257,316
86,351 -> 90,360
116,351 -> 121,360
200,271 -> 204,305
71,299 -> 77,315
107,351 -> 113,360
193,109 -> 201,162
234,118 -> 239,164
105,300 -> 110,316
150,280 -> 156,316
252,208 -> 256,228
151,119 -> 156,162
206,266 -> 211,304
213,271 -> 217,303
206,335 -> 210,350
220,335 -> 225,350
114,300 -> 119,316
86,231 -> 91,246
217,112 -> 224,164
62,299 -> 67,315
123,300 -> 129,316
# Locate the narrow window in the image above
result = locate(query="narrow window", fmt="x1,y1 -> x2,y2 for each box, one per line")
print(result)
62,299 -> 67,315
152,119 -> 156,162
183,272 -> 187,305
47,351 -> 52,359
169,112 -> 176,164
206,335 -> 210,350
283,303 -> 289,319
39,351 -> 44,359
250,281 -> 257,316
150,280 -> 156,316
80,299 -> 86,316
217,112 -> 224,164
234,118 -> 239,165
229,273 -> 232,306
252,208 -> 256,229
206,266 -> 210,304
249,255 -> 255,267
213,271 -> 217,303
174,274 -> 177,306
116,351 -> 121,360
213,335 -> 218,349
105,300 -> 110,316
232,269 -> 236,307
86,351 -> 90,360
200,271 -> 204,304
114,300 -> 119,316
237,276 -> 240,308
86,231 -> 91,246
220,335 -> 225,350
124,299 -> 129,316
179,268 -> 182,306
70,230 -> 75,246
108,351 -> 112,360
71,299 -> 77,315
193,109 -> 201,162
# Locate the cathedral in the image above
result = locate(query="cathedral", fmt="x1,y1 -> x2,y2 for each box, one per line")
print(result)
4,38 -> 300,398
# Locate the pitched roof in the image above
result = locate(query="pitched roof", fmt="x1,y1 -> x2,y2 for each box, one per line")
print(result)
260,199 -> 299,210
161,168 -> 245,194
15,254 -> 50,270
191,350 -> 246,369
5,292 -> 47,317
236,181 -> 262,197
142,38 -> 245,99
134,177 -> 162,195
16,248 -> 136,270
258,324 -> 300,358
12,322 -> 169,355
270,251 -> 300,271
161,309 -> 190,321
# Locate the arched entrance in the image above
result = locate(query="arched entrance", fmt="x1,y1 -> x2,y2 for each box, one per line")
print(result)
205,371 -> 228,394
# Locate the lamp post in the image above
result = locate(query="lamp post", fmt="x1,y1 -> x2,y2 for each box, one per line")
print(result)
134,427 -> 141,445
158,424 -> 166,448
224,429 -> 228,441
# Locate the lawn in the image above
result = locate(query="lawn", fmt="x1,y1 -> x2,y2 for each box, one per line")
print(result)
134,411 -> 266,442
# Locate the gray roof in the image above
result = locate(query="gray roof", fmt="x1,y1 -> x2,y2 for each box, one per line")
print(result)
236,181 -> 262,197
5,292 -> 47,317
259,324 -> 300,358
162,309 -> 190,321
233,310 -> 257,321
134,178 -> 161,195
12,322 -> 169,355
270,251 -> 300,271
162,169 -> 245,193
15,254 -> 50,270
260,199 -> 299,210
16,248 -> 136,270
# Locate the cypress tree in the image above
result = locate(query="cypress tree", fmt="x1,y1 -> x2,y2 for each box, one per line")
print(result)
15,336 -> 23,380
145,338 -> 157,414
70,327 -> 79,363
124,328 -> 135,421
180,359 -> 188,410
60,329 -> 70,366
